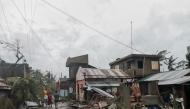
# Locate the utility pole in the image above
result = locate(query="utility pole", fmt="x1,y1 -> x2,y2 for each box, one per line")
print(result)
131,21 -> 133,54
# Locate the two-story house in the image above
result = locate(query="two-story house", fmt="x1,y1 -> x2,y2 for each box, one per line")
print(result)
66,54 -> 96,93
109,54 -> 161,77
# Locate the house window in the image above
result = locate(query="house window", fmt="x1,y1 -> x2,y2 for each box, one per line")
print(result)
115,65 -> 119,69
139,82 -> 148,95
122,63 -> 125,70
80,84 -> 83,93
127,61 -> 131,69
151,61 -> 159,70
138,61 -> 143,69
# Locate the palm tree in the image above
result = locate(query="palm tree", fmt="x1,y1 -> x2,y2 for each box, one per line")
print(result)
186,53 -> 190,68
163,55 -> 184,71
156,50 -> 170,66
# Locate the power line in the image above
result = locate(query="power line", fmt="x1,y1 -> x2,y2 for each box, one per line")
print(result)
11,0 -> 67,74
0,24 -> 13,62
0,24 -> 8,41
41,0 -> 145,54
0,0 -> 13,43
135,29 -> 155,53
30,0 -> 38,67
23,0 -> 32,65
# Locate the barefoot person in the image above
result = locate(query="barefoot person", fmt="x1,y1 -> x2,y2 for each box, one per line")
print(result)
54,91 -> 60,109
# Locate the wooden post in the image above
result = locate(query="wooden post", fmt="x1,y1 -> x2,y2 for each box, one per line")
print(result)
143,57 -> 145,76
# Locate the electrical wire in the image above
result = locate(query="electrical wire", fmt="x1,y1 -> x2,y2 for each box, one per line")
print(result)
23,0 -> 32,65
0,24 -> 8,41
0,24 -> 12,62
135,29 -> 155,53
30,0 -> 38,67
41,0 -> 145,54
0,0 -> 13,43
11,0 -> 67,74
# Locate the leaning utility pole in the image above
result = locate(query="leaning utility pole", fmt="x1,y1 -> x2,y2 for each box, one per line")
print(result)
131,21 -> 133,54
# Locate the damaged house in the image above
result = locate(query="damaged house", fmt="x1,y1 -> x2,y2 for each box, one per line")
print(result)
66,54 -> 96,94
0,62 -> 30,79
138,69 -> 190,109
75,67 -> 130,101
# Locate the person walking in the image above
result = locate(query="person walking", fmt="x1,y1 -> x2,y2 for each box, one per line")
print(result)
54,91 -> 60,109
47,92 -> 53,107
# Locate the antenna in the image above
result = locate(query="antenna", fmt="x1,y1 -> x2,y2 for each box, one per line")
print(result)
131,21 -> 133,54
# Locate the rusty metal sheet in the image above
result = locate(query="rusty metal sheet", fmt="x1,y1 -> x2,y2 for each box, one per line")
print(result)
86,81 -> 120,87
158,76 -> 190,85
78,67 -> 129,79
91,87 -> 114,98
138,69 -> 190,82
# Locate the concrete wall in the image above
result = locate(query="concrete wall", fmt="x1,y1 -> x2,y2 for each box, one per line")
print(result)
76,80 -> 84,101
69,63 -> 88,79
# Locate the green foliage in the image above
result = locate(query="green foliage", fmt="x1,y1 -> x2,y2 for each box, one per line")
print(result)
157,50 -> 170,61
186,53 -> 190,68
173,90 -> 182,109
0,100 -> 5,109
164,55 -> 178,71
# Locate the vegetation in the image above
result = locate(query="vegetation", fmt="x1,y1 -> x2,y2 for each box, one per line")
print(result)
157,50 -> 189,71
186,53 -> 190,68
0,39 -> 57,108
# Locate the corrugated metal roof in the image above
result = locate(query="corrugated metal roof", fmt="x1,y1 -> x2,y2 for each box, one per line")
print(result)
0,82 -> 10,87
60,78 -> 69,82
91,87 -> 114,98
76,67 -> 129,81
138,69 -> 190,82
86,81 -> 120,87
158,76 -> 190,85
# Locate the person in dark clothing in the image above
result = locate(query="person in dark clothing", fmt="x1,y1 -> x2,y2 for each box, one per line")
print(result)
54,91 -> 60,109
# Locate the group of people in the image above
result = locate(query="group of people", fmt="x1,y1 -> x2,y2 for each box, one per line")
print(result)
44,91 -> 60,109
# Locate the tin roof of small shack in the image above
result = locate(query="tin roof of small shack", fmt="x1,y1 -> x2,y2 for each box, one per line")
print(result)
138,69 -> 190,82
158,76 -> 190,85
76,67 -> 130,81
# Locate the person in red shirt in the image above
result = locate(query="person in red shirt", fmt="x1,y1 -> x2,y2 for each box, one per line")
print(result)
47,92 -> 53,107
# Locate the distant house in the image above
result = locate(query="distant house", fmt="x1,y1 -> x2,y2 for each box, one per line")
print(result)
109,54 -> 160,77
138,69 -> 190,108
57,77 -> 69,97
0,63 -> 30,79
66,54 -> 96,93
0,77 -> 11,100
76,67 -> 130,101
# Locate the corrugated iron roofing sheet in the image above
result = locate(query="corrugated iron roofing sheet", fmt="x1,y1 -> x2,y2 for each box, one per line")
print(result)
86,81 -> 120,87
138,69 -> 190,82
158,76 -> 190,85
0,82 -> 10,87
80,68 -> 129,79
91,87 -> 114,98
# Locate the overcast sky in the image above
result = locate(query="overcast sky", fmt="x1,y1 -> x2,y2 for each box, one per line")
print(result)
0,0 -> 190,78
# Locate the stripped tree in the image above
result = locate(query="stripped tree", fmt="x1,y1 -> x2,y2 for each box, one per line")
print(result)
1,39 -> 24,76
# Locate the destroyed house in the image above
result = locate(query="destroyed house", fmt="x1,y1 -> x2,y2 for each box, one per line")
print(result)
109,54 -> 160,77
76,67 -> 130,101
0,63 -> 30,79
138,69 -> 190,108
0,78 -> 11,100
66,54 -> 96,93
57,77 -> 69,97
